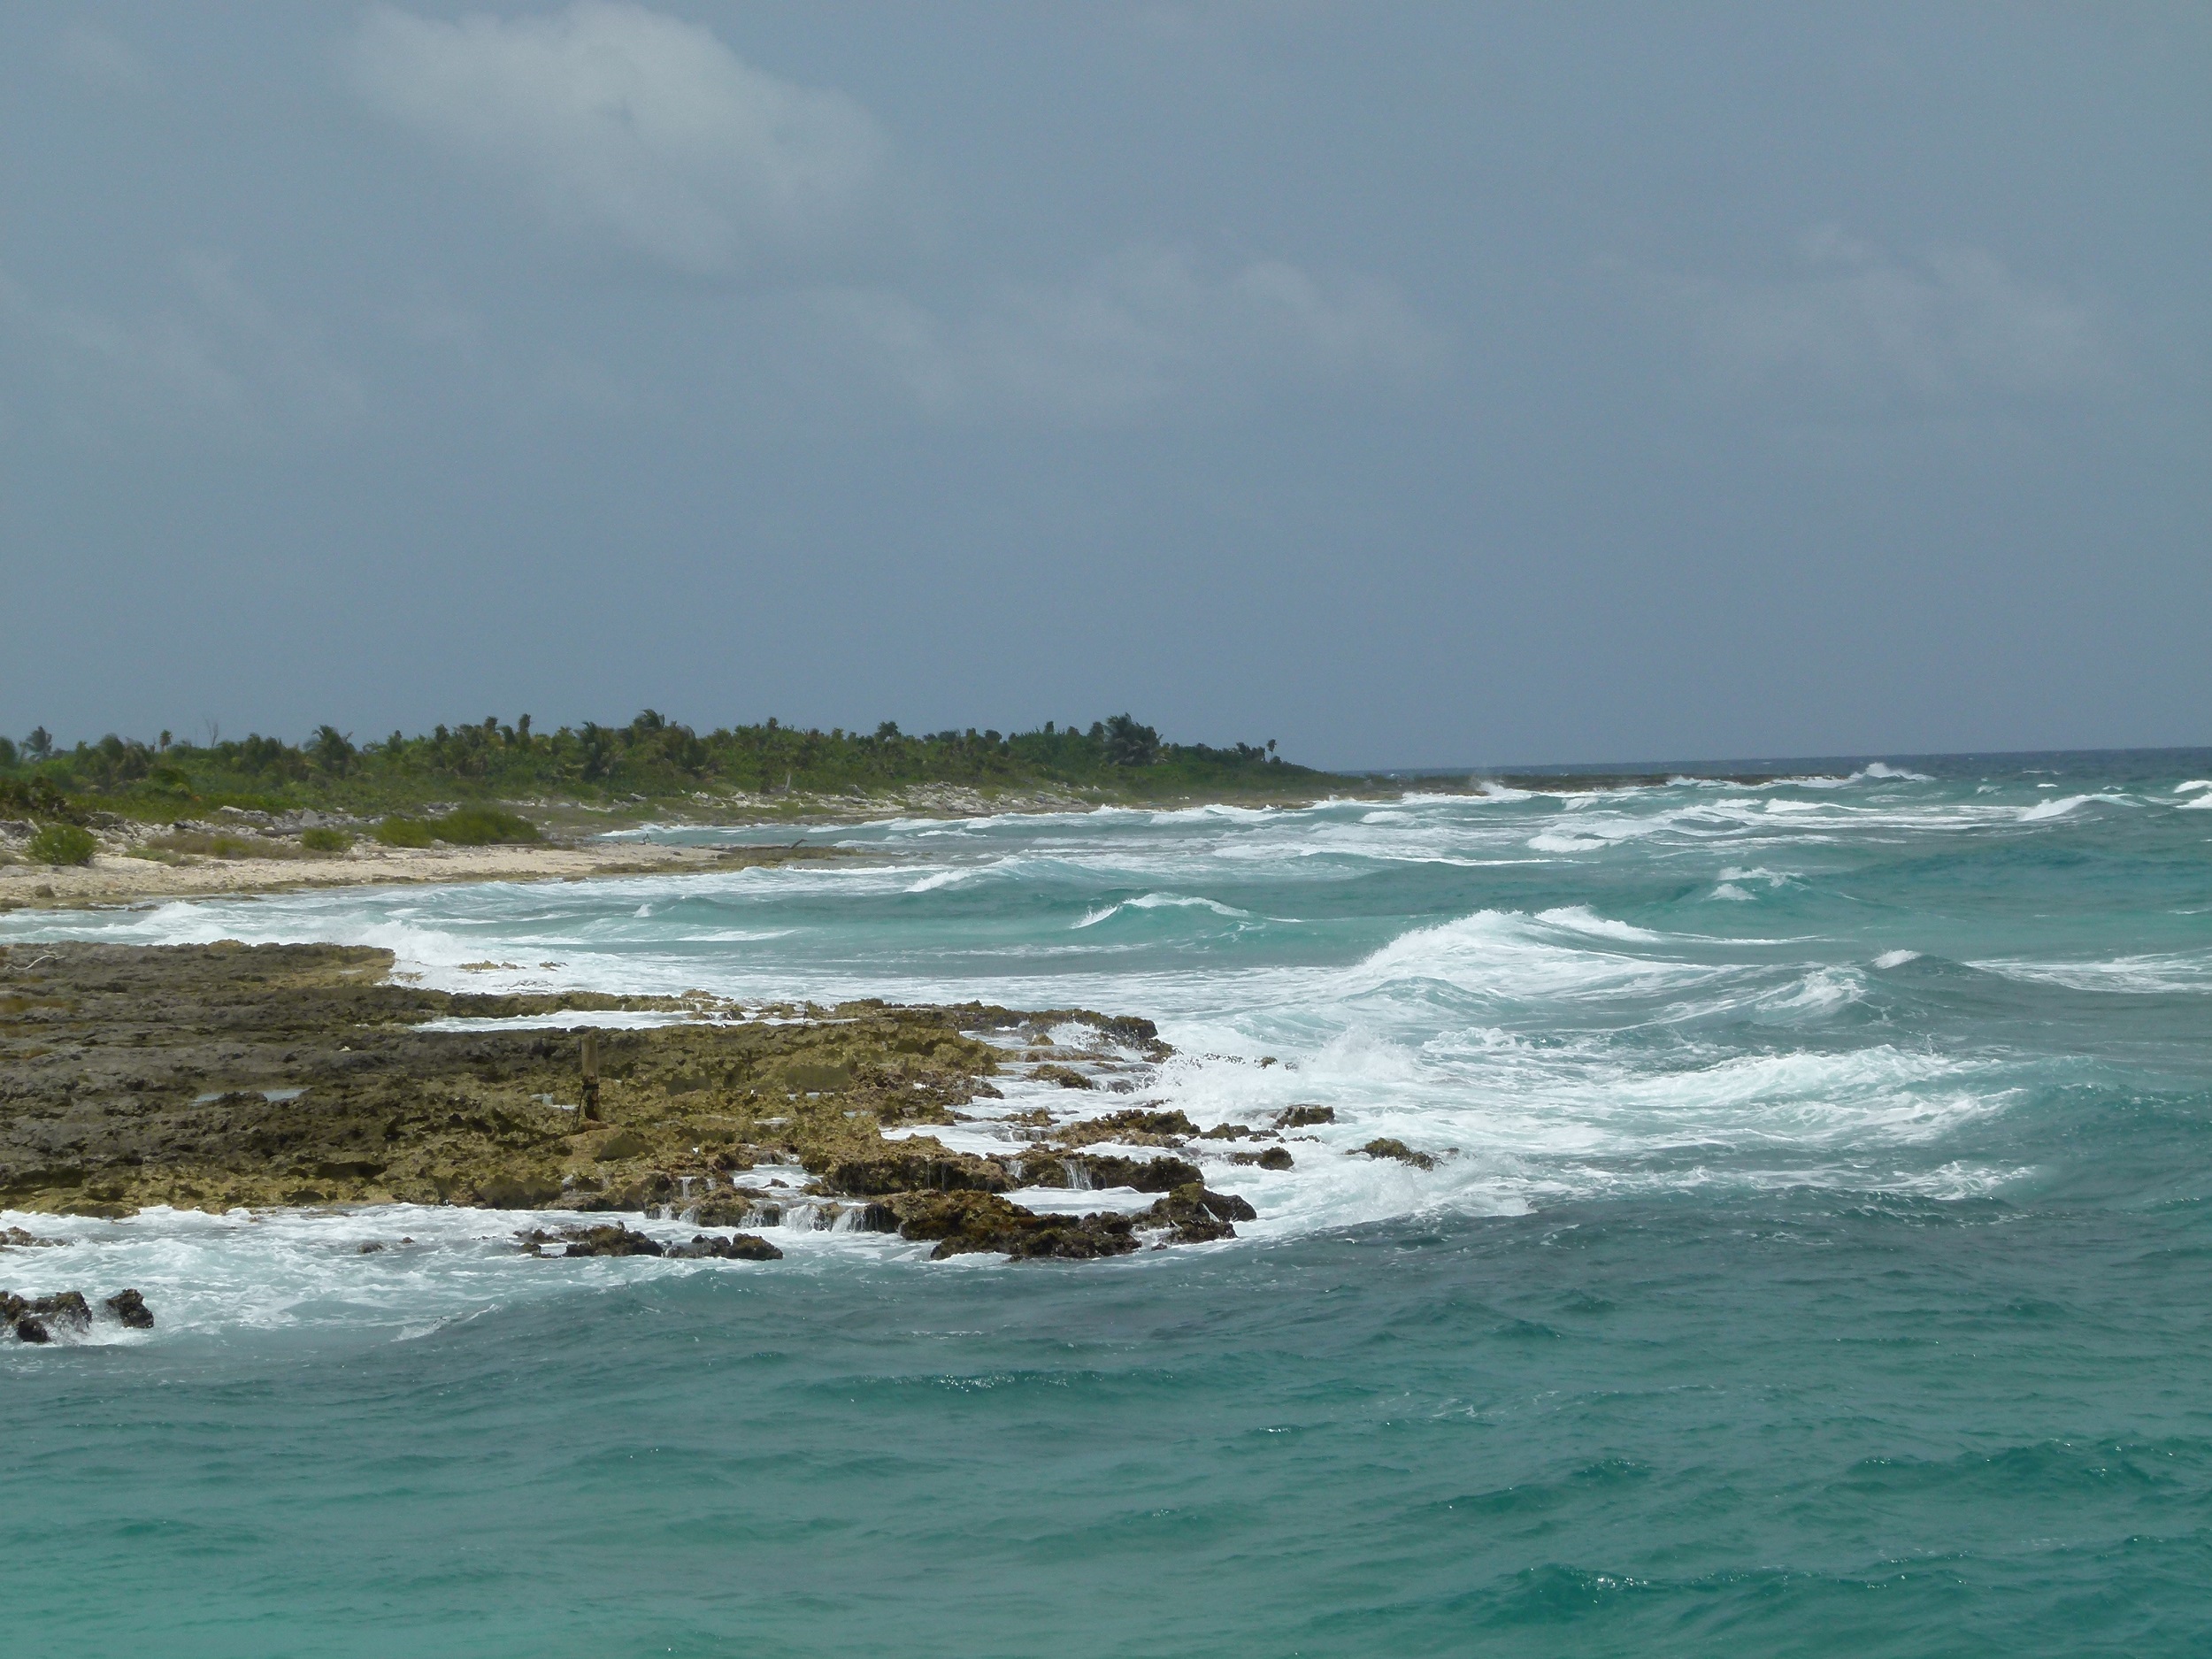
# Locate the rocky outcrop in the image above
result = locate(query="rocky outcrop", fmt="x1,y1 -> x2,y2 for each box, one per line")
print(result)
519,1224 -> 664,1257
665,1233 -> 783,1261
0,941 -> 1274,1263
812,1141 -> 1012,1196
1141,1184 -> 1257,1244
890,1191 -> 1141,1260
1014,1150 -> 1203,1191
3,1286 -> 152,1341
1357,1138 -> 1436,1171
1051,1108 -> 1198,1148
1230,1146 -> 1294,1170
105,1288 -> 153,1328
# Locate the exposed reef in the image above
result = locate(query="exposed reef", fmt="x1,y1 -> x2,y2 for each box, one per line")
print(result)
0,941 -> 1263,1263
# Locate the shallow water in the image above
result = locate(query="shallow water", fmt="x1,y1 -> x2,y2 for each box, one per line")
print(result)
8,751 -> 2212,1655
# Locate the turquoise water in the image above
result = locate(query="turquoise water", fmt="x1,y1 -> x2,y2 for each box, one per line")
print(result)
8,753 -> 2212,1655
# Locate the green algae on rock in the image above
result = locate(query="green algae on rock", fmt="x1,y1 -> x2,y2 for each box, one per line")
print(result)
0,941 -> 1255,1261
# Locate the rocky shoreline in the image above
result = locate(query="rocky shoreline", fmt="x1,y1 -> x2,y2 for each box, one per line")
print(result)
0,941 -> 1284,1294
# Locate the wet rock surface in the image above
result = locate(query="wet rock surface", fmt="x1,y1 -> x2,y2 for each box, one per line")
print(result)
890,1191 -> 1142,1260
1357,1137 -> 1438,1171
0,941 -> 1265,1262
4,1286 -> 154,1341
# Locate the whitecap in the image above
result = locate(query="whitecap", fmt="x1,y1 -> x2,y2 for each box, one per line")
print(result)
2019,793 -> 2131,822
1533,906 -> 1661,942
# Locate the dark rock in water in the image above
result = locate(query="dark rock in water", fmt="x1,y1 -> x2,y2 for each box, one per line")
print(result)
1064,1154 -> 1202,1193
816,1142 -> 1011,1197
13,1316 -> 50,1344
356,1241 -> 385,1254
30,1290 -> 91,1333
1231,1146 -> 1294,1170
691,1192 -> 780,1229
1141,1183 -> 1257,1243
1357,1137 -> 1436,1171
891,1190 -> 1140,1261
851,1202 -> 898,1233
1031,1064 -> 1095,1090
1199,1123 -> 1255,1140
1055,1108 -> 1197,1147
1277,1104 -> 1334,1128
664,1232 -> 783,1261
518,1224 -> 664,1257
2,1226 -> 67,1249
104,1288 -> 154,1328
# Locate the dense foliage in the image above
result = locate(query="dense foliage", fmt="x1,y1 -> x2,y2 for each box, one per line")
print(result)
0,711 -> 1317,820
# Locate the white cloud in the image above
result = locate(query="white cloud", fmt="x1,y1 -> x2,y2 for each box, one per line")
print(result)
348,2 -> 886,276
811,243 -> 1444,422
0,254 -> 363,440
1669,227 -> 2113,409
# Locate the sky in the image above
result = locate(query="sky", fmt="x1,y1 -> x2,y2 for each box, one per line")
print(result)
1,2 -> 2206,769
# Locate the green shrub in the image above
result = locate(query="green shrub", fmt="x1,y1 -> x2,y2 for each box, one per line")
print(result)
300,826 -> 354,853
434,805 -> 540,846
27,822 -> 96,866
375,817 -> 435,849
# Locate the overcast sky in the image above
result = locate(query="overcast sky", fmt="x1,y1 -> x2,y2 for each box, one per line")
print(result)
2,3 -> 2205,767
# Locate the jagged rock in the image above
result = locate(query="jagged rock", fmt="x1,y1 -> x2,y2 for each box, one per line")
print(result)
1199,1123 -> 1255,1140
12,1316 -> 50,1344
815,1142 -> 1011,1196
593,1129 -> 652,1162
30,1290 -> 91,1333
476,1171 -> 564,1209
1357,1138 -> 1436,1171
518,1224 -> 664,1257
690,1192 -> 779,1228
664,1232 -> 783,1261
1277,1105 -> 1335,1128
1141,1183 -> 1256,1243
572,1171 -> 676,1211
1030,1064 -> 1095,1090
104,1288 -> 153,1328
1054,1108 -> 1198,1148
1231,1146 -> 1294,1170
890,1191 -> 1140,1261
1067,1154 -> 1202,1192
1,1227 -> 66,1248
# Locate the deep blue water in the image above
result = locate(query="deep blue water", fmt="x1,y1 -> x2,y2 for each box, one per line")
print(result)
8,751 -> 2212,1655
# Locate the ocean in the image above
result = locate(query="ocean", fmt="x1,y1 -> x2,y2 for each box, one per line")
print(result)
7,751 -> 2212,1656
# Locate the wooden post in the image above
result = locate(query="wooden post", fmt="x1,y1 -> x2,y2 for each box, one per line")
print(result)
580,1032 -> 601,1122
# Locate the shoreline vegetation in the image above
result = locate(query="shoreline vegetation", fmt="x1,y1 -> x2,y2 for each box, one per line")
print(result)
0,709 -> 1786,910
0,941 -> 1281,1266
0,710 -> 1309,910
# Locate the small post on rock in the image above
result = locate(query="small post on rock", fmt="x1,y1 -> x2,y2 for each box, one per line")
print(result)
580,1032 -> 602,1122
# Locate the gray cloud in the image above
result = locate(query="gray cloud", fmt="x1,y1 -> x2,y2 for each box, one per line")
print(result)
812,243 -> 1444,423
1665,227 -> 2114,410
55,21 -> 152,91
0,252 -> 363,440
348,2 -> 887,277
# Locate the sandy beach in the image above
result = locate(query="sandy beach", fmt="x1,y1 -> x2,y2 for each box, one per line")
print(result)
0,836 -> 846,911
